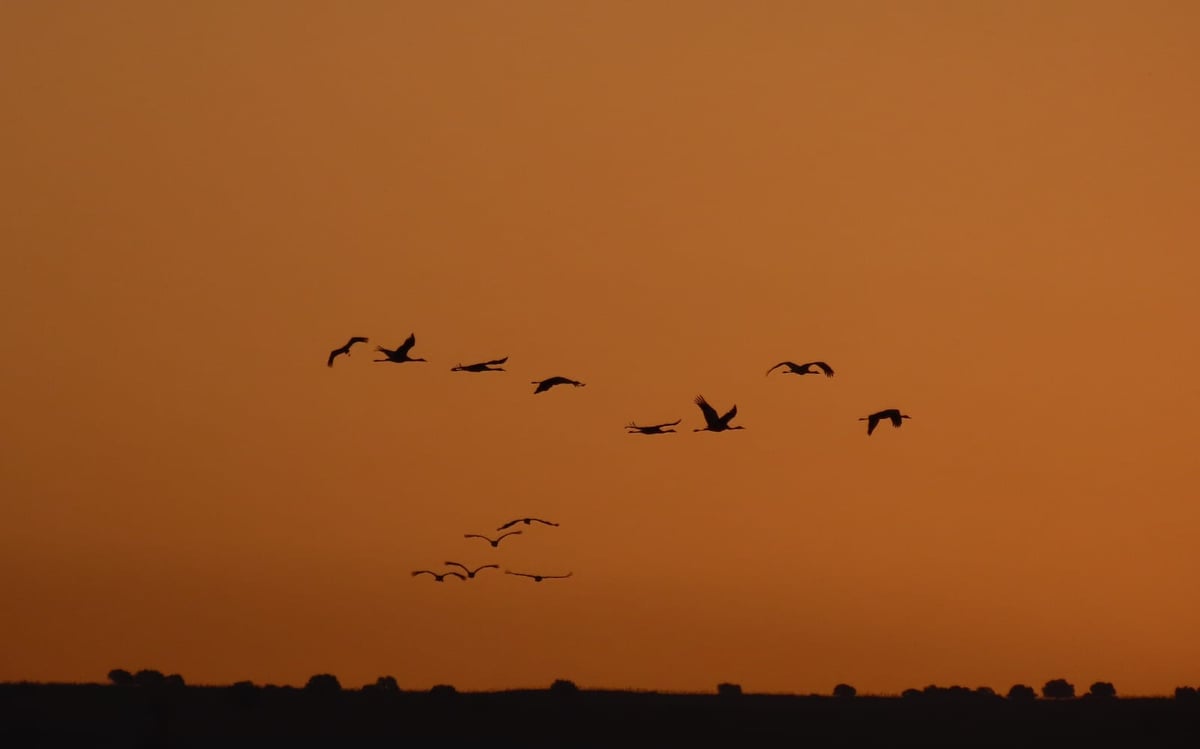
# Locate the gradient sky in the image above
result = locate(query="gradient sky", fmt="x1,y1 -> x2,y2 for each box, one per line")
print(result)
3,1 -> 1199,695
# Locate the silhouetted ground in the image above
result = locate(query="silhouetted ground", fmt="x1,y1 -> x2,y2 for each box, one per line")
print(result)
2,683 -> 1198,748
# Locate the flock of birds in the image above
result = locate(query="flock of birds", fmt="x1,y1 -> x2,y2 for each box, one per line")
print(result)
328,331 -> 916,587
410,517 -> 571,584
327,334 -> 912,435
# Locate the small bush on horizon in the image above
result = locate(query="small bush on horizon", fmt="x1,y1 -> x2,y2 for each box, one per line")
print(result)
1042,679 -> 1075,700
1175,686 -> 1199,701
366,676 -> 399,692
429,684 -> 457,697
1007,684 -> 1037,701
551,679 -> 580,695
304,674 -> 341,693
833,684 -> 856,698
1087,681 -> 1116,699
107,669 -> 134,687
717,682 -> 742,697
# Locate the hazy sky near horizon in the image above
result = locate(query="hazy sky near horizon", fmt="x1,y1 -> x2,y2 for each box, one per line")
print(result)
3,2 -> 1199,694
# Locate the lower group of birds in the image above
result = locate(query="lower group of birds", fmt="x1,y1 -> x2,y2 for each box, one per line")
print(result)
327,334 -> 913,435
411,517 -> 572,584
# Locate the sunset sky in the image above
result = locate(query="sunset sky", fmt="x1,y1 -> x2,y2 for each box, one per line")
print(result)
3,2 -> 1199,695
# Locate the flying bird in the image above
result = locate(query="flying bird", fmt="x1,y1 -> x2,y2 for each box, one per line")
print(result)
693,395 -> 745,432
625,419 -> 682,435
532,376 -> 586,394
411,570 -> 466,582
451,356 -> 508,372
464,531 -> 522,547
766,360 -> 834,377
375,333 -> 427,363
496,517 -> 559,531
505,570 -> 573,582
443,562 -> 500,579
326,337 -> 369,367
859,408 -> 912,436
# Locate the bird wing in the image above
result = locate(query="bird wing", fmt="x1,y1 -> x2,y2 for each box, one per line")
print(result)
505,570 -> 533,578
547,572 -> 573,579
531,518 -> 558,526
694,396 -> 720,426
496,519 -> 520,531
485,356 -> 508,366
397,333 -> 416,356
444,561 -> 468,572
348,337 -> 368,345
411,570 -> 433,577
326,349 -> 341,367
809,361 -> 834,376
532,380 -> 550,393
889,411 -> 903,427
497,530 -> 523,541
445,572 -> 466,580
654,419 -> 682,429
463,534 -> 486,541
475,564 -> 500,573
866,415 -> 879,435
720,404 -> 738,424
765,362 -> 794,376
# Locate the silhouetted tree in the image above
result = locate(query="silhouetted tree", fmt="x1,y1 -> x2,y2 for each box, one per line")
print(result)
366,676 -> 399,692
901,688 -> 922,699
134,669 -> 166,688
107,669 -> 134,686
833,683 -> 856,698
975,686 -> 998,698
429,684 -> 457,697
304,674 -> 341,693
164,673 -> 185,688
1007,684 -> 1037,701
1042,678 -> 1075,699
1087,681 -> 1116,699
550,679 -> 580,695
1175,686 -> 1198,701
717,682 -> 742,697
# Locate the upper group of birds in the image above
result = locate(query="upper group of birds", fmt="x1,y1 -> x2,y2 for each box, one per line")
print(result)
327,334 -> 912,435
411,517 -> 571,584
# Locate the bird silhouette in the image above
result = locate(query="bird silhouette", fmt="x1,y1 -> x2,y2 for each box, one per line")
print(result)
766,360 -> 834,377
626,419 -> 682,435
451,356 -> 508,372
859,408 -> 911,435
375,333 -> 427,363
443,561 -> 500,578
505,570 -> 573,582
411,570 -> 466,582
693,395 -> 745,432
327,337 -> 369,367
464,531 -> 522,547
496,517 -> 559,531
532,376 -> 585,394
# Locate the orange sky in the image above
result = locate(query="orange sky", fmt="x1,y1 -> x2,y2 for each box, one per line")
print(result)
2,1 -> 1199,695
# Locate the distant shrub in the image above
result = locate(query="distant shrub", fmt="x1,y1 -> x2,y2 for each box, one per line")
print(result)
305,674 -> 341,693
232,680 -> 257,690
1007,684 -> 1037,701
163,674 -> 186,688
717,682 -> 742,697
366,676 -> 399,692
1175,686 -> 1198,701
833,683 -> 856,698
429,684 -> 457,697
901,688 -> 922,699
975,686 -> 998,698
1088,681 -> 1116,699
134,670 -> 166,688
550,679 -> 580,695
1042,679 -> 1075,699
107,669 -> 134,686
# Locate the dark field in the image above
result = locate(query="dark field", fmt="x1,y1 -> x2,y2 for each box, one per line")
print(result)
3,683 -> 1199,748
